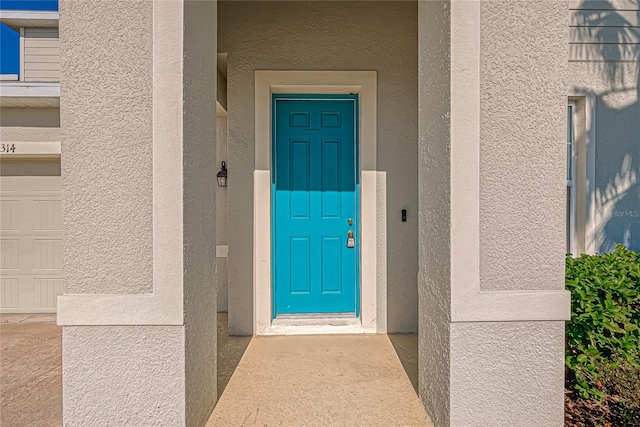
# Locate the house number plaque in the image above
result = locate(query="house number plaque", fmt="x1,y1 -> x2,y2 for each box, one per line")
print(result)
1,144 -> 16,153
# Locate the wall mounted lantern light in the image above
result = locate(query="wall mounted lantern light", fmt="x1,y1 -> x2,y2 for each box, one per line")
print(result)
217,161 -> 228,187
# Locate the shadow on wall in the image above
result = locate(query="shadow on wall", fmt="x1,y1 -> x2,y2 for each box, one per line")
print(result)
571,2 -> 640,252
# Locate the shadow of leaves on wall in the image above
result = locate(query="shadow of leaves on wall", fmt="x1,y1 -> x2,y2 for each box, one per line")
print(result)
571,2 -> 640,252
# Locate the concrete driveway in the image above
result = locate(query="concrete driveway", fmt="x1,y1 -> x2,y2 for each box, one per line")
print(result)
0,313 -> 251,427
0,314 -> 62,427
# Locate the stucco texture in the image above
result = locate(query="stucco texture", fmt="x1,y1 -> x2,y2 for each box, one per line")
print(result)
0,108 -> 60,142
479,1 -> 568,291
569,62 -> 640,252
218,0 -> 418,335
60,0 -> 153,294
62,326 -> 186,426
450,321 -> 565,427
216,115 -> 229,312
60,1 -> 219,425
183,1 -> 219,425
417,2 -> 568,425
417,0 -> 452,426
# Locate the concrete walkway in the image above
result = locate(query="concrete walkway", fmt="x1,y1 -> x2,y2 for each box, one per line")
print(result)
207,334 -> 432,427
1,313 -> 428,426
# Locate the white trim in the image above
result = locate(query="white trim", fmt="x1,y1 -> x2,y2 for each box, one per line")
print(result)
568,87 -> 597,255
19,28 -> 24,82
0,141 -> 60,156
267,317 -> 368,335
58,0 -> 185,326
567,103 -> 577,255
0,82 -> 60,98
254,70 -> 383,335
0,82 -> 60,108
216,245 -> 228,258
0,74 -> 19,82
0,10 -> 59,22
449,1 -> 571,322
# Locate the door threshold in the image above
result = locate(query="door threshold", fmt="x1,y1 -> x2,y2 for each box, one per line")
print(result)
276,312 -> 356,320
263,315 -> 370,336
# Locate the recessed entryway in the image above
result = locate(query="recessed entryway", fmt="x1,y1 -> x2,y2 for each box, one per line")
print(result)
253,71 -> 383,335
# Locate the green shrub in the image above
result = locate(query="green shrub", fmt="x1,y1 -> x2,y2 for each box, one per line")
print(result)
565,244 -> 640,401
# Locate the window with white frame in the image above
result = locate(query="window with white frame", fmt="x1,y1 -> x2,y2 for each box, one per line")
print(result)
566,103 -> 576,254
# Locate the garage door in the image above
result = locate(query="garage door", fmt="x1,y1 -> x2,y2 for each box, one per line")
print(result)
0,160 -> 62,313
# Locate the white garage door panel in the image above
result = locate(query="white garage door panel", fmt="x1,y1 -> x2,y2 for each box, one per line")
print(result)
0,175 -> 62,313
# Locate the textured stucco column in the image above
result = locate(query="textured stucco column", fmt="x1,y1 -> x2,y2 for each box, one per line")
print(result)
418,1 -> 571,426
58,1 -> 217,425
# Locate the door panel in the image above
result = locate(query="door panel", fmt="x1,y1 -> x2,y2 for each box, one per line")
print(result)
273,96 -> 358,315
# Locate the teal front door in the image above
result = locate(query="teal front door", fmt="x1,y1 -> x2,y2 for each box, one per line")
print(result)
272,94 -> 359,317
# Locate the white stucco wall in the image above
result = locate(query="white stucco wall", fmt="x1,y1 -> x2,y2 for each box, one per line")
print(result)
418,1 -> 568,424
60,0 -> 153,295
60,1 -> 219,425
182,2 -> 218,424
63,326 -> 186,426
450,321 -> 565,427
417,1 -> 452,425
479,1 -> 568,291
218,0 -> 418,334
216,114 -> 229,312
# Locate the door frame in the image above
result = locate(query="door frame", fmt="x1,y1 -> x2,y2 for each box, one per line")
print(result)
254,71 -> 384,335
